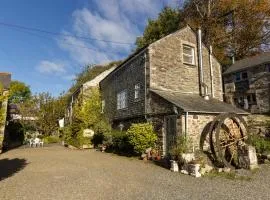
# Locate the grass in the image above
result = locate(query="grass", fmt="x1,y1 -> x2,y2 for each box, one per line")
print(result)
204,170 -> 252,181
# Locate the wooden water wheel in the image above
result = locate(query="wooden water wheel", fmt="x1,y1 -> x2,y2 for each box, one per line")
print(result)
200,113 -> 248,169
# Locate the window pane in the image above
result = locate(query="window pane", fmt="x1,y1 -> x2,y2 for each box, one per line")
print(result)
235,72 -> 241,81
241,72 -> 248,80
135,84 -> 140,99
183,46 -> 192,55
183,45 -> 194,64
183,55 -> 193,64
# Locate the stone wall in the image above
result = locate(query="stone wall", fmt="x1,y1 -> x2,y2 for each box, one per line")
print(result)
250,74 -> 270,113
148,26 -> 223,101
178,113 -> 216,150
248,114 -> 270,135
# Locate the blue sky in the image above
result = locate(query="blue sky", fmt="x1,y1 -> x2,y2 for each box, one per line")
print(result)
0,0 -> 181,96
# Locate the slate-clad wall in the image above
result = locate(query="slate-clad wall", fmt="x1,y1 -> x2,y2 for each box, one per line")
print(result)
100,51 -> 146,121
148,26 -> 223,101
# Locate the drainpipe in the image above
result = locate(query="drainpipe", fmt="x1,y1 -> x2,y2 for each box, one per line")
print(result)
209,45 -> 214,98
144,52 -> 148,121
184,112 -> 188,139
198,28 -> 204,96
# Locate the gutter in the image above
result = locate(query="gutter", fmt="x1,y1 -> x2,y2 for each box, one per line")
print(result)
144,52 -> 148,121
184,112 -> 188,139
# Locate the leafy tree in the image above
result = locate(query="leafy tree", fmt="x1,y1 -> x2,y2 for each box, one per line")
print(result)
182,0 -> 270,65
9,80 -> 31,103
0,84 -> 6,126
34,92 -> 67,135
136,7 -> 183,49
69,61 -> 121,95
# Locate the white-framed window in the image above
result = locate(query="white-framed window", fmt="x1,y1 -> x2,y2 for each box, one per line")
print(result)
183,44 -> 195,65
134,84 -> 140,100
101,100 -> 105,113
117,90 -> 127,110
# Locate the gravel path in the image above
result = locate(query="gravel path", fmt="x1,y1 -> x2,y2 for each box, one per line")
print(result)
0,145 -> 270,200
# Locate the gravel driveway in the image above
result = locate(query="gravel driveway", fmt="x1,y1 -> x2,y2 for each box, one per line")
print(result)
0,145 -> 270,200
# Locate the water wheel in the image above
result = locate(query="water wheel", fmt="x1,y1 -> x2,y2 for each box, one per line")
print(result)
200,113 -> 248,169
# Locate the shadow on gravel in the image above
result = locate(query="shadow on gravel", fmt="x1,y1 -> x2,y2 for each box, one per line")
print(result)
0,158 -> 27,181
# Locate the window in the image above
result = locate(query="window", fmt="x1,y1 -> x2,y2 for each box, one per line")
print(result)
241,72 -> 248,80
235,71 -> 247,81
117,90 -> 127,109
101,100 -> 105,113
134,84 -> 140,100
183,45 -> 195,65
235,72 -> 241,81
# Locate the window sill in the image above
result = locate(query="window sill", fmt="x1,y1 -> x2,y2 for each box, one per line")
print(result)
117,107 -> 128,111
183,62 -> 196,67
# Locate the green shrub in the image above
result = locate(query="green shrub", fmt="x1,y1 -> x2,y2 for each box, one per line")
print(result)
6,121 -> 25,143
111,130 -> 133,153
169,135 -> 191,159
126,123 -> 157,154
44,136 -> 60,144
248,134 -> 270,154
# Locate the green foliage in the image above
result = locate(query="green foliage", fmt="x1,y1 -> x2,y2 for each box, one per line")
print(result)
34,92 -> 67,135
126,123 -> 157,154
248,135 -> 270,154
43,135 -> 60,144
169,135 -> 191,159
136,7 -> 182,49
68,61 -> 121,95
9,80 -> 31,103
6,121 -> 25,143
77,87 -> 103,128
111,130 -> 133,154
0,83 -> 8,127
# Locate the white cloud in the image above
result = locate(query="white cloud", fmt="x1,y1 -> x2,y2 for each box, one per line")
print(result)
58,0 -> 162,66
36,60 -> 66,74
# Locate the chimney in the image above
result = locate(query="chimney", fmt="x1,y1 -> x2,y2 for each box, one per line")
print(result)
197,28 -> 204,96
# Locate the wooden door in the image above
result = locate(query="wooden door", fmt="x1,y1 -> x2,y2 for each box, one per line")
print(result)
165,115 -> 177,155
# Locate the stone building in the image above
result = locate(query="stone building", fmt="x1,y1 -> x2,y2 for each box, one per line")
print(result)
100,26 -> 246,155
223,53 -> 270,114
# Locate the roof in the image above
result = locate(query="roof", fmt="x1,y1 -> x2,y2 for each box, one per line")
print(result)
0,72 -> 11,89
83,66 -> 117,89
224,52 -> 270,75
101,25 -> 222,86
151,89 -> 248,114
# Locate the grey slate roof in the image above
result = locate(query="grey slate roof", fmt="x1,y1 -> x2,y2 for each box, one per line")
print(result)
151,89 -> 248,114
0,72 -> 11,90
224,52 -> 270,75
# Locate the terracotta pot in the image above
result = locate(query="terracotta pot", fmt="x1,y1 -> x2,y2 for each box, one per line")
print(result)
156,155 -> 161,160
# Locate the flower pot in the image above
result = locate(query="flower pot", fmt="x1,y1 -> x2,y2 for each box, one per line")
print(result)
156,155 -> 161,160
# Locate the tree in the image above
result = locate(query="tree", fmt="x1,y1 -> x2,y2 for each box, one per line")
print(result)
182,0 -> 270,65
34,92 -> 67,135
69,61 -> 121,95
136,7 -> 183,49
0,84 -> 6,126
9,80 -> 31,103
